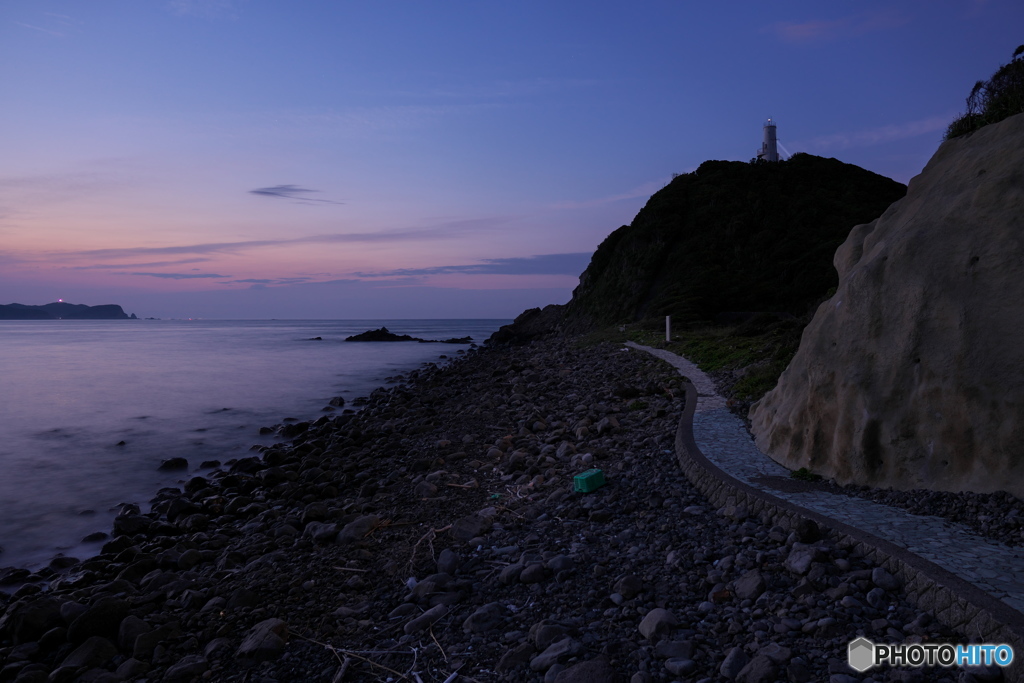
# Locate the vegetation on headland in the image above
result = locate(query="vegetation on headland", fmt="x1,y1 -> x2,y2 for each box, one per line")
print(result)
577,312 -> 807,405
945,44 -> 1024,140
562,154 -> 906,333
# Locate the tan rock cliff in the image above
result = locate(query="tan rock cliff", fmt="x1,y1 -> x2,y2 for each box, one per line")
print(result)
749,112 -> 1024,496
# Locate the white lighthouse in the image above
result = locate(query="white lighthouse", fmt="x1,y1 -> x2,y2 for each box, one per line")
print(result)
756,118 -> 779,162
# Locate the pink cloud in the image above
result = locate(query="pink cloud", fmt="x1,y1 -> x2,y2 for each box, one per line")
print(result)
766,10 -> 907,43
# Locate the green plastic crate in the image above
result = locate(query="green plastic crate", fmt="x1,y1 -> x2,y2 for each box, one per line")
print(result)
573,468 -> 606,493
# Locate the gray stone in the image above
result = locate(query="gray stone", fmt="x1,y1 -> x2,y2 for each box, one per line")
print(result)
496,642 -> 536,672
337,515 -> 378,544
67,598 -> 129,643
733,569 -> 766,600
302,521 -> 339,543
756,642 -> 791,664
56,636 -> 118,671
665,658 -> 697,676
530,637 -> 582,672
117,615 -> 152,652
451,513 -> 492,542
784,544 -> 823,575
655,639 -> 694,660
1,597 -> 62,644
520,563 -> 547,583
872,567 -> 900,591
613,575 -> 643,599
436,548 -> 459,575
404,604 -> 448,634
462,603 -> 506,634
235,618 -> 288,661
115,658 -> 149,679
720,646 -> 749,679
736,655 -> 777,683
133,623 -> 179,660
638,608 -> 677,640
866,586 -> 887,608
163,654 -> 208,681
553,657 -> 617,683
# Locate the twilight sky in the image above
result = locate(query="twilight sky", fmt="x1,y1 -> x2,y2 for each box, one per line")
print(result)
2,1 -> 1021,319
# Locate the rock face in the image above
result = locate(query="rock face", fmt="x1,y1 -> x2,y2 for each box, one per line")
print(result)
750,112 -> 1024,496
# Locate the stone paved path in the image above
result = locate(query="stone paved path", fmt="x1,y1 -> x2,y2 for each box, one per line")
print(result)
626,341 -> 1024,616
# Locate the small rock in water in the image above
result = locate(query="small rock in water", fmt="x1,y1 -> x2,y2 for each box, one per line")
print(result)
158,457 -> 188,471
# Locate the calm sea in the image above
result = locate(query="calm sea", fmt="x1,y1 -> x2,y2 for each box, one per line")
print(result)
0,319 -> 507,572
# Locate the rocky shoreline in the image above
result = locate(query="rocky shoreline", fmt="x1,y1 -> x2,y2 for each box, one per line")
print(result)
0,338 -> 1001,682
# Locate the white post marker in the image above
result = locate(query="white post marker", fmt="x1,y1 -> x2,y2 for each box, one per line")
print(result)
665,315 -> 671,342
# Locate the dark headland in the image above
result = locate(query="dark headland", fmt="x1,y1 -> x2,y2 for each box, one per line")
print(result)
0,302 -> 136,320
3,75 -> 1024,680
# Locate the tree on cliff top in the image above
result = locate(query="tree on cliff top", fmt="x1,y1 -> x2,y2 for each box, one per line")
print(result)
945,44 -> 1024,140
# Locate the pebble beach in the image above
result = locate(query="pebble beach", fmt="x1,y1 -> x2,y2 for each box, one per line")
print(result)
0,335 -> 1001,682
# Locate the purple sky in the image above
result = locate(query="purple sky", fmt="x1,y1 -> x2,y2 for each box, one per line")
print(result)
2,0 -> 1021,319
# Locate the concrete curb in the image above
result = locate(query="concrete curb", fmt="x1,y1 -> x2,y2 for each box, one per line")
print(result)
673,379 -> 1024,682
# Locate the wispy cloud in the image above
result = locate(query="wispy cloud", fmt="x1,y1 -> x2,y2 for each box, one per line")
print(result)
355,253 -> 592,279
71,258 -> 211,270
795,115 -> 951,152
765,10 -> 907,43
55,217 -> 509,261
550,180 -> 668,210
167,0 -> 244,19
249,184 -> 344,205
222,277 -> 314,286
16,22 -> 64,37
127,272 -> 230,279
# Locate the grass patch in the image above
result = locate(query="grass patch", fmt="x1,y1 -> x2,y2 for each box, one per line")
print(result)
791,467 -> 822,482
575,314 -> 806,403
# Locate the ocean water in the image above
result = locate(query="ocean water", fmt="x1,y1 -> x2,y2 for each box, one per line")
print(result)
0,319 -> 506,572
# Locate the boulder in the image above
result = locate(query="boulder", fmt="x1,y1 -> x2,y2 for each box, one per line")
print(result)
750,113 -> 1024,496
235,618 -> 288,661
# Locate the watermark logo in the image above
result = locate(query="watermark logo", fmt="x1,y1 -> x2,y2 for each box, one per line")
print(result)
848,637 -> 1014,672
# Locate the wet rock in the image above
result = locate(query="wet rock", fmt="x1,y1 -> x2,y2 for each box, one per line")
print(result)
67,597 -> 128,643
54,636 -> 118,673
0,597 -> 62,644
118,615 -> 152,651
158,457 -> 189,471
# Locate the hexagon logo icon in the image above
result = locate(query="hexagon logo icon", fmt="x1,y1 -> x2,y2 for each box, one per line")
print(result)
848,637 -> 875,672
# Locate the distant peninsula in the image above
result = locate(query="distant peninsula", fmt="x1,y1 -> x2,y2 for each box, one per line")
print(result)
0,302 -> 136,320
